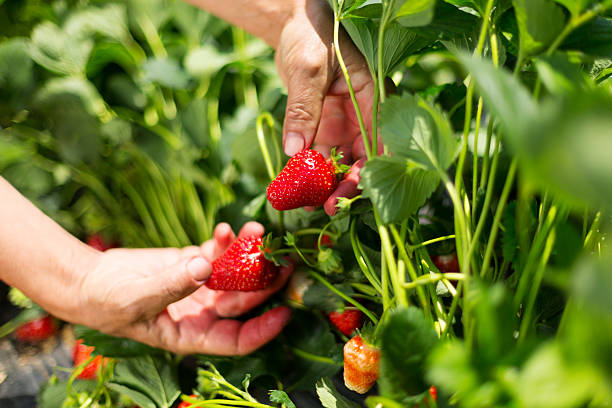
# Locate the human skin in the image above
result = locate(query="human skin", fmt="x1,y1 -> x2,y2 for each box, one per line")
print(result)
0,177 -> 292,355
185,0 -> 377,215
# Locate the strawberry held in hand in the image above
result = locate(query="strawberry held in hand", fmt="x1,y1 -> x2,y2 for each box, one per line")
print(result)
206,236 -> 278,291
329,308 -> 364,336
343,335 -> 380,394
267,149 -> 345,211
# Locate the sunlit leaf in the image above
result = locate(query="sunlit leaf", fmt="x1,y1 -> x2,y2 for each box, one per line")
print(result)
380,93 -> 459,171
359,156 -> 440,224
391,0 -> 436,27
513,0 -> 566,57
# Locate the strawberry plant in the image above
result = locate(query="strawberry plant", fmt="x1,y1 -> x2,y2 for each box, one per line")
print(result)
2,0 -> 612,407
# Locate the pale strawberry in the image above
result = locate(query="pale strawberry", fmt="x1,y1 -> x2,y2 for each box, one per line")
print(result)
343,335 -> 380,394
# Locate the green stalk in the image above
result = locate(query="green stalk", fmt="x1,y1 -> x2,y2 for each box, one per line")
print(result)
309,270 -> 379,324
468,138 -> 501,277
583,211 -> 602,249
407,235 -> 456,251
479,119 -> 495,190
518,227 -> 556,343
333,1 -> 371,158
471,98 -> 484,226
375,210 -> 402,311
403,273 -> 465,290
514,205 -> 560,309
371,75 -> 380,157
480,158 -> 518,280
350,220 -> 383,294
288,346 -> 342,366
256,112 -> 277,181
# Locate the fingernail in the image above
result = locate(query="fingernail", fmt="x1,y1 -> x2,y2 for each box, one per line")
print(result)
284,132 -> 304,156
187,257 -> 211,284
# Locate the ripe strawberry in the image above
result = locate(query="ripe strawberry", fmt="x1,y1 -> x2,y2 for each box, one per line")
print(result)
205,236 -> 278,291
432,253 -> 459,273
15,315 -> 57,342
343,335 -> 380,394
429,385 -> 437,403
267,149 -> 338,211
177,395 -> 197,408
86,234 -> 117,252
329,309 -> 364,336
73,339 -> 109,379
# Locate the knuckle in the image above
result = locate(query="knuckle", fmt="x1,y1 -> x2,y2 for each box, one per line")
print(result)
286,103 -> 315,123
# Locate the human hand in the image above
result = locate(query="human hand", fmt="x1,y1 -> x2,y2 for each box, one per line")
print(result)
77,222 -> 292,355
275,0 -> 377,215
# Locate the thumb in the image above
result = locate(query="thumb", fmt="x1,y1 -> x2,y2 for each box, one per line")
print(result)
282,69 -> 328,156
145,256 -> 212,312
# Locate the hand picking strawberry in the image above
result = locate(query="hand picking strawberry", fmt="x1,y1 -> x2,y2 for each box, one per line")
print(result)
267,149 -> 348,211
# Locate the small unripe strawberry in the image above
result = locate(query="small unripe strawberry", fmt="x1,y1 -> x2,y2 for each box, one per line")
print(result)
343,335 -> 380,394
206,236 -> 278,291
267,149 -> 338,211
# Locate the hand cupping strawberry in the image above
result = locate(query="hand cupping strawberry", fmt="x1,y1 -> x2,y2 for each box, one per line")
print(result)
205,236 -> 278,291
267,149 -> 346,211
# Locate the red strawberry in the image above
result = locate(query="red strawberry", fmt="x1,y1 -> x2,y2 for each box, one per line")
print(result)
205,236 -> 278,291
432,253 -> 459,273
86,234 -> 117,252
177,395 -> 196,408
267,149 -> 338,211
73,339 -> 109,379
320,234 -> 334,248
15,315 -> 57,342
343,335 -> 380,394
429,385 -> 437,403
329,309 -> 364,336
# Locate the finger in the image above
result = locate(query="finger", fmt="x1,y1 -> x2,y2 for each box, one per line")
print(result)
324,159 -> 365,216
213,222 -> 235,250
198,306 -> 292,356
214,264 -> 294,318
237,221 -> 265,238
138,256 -> 212,314
282,58 -> 331,156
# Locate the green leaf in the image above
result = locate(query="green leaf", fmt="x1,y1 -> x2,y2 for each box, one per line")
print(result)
64,4 -> 131,44
516,92 -> 612,211
269,390 -> 297,408
109,354 -> 181,408
535,53 -> 591,95
380,93 -> 459,171
184,44 -> 232,77
316,377 -> 361,408
0,38 -> 33,95
303,280 -> 352,312
37,379 -> 98,408
284,311 -> 343,390
551,0 -> 590,16
341,17 -> 432,75
562,17 -> 612,58
74,326 -> 163,358
457,54 -> 536,140
359,156 -> 440,224
427,340 -> 479,401
142,58 -> 190,89
379,308 -> 438,398
513,0 -> 566,57
514,342 -> 602,408
30,21 -> 93,76
391,0 -> 436,27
